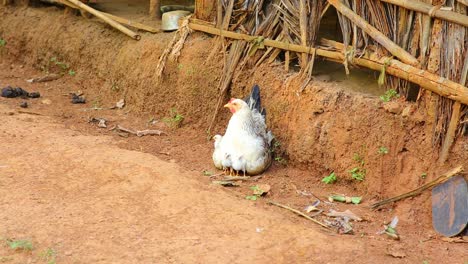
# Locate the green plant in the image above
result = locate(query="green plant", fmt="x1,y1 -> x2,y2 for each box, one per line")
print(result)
245,185 -> 268,201
322,172 -> 337,184
349,167 -> 366,181
272,140 -> 287,165
378,146 -> 389,155
422,261 -> 429,264
353,153 -> 364,165
50,57 -> 69,70
40,248 -> 56,264
380,89 -> 399,102
48,56 -> 75,76
163,108 -> 184,128
0,38 -> 6,47
421,172 -> 427,179
6,239 -> 33,251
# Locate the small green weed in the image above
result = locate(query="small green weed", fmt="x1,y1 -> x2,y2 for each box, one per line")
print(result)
245,185 -> 267,201
421,172 -> 427,179
378,146 -> 389,155
163,108 -> 184,128
50,57 -> 69,70
422,261 -> 429,264
47,57 -> 75,76
380,89 -> 399,102
349,167 -> 366,181
353,153 -> 365,166
322,172 -> 337,184
40,248 -> 56,264
272,140 -> 287,165
0,38 -> 6,47
6,239 -> 33,251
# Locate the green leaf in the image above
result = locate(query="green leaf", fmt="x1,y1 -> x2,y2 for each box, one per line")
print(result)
322,172 -> 337,184
245,195 -> 258,201
6,239 -> 33,251
378,146 -> 389,155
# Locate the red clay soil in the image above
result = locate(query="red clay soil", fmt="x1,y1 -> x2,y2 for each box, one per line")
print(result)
0,3 -> 467,264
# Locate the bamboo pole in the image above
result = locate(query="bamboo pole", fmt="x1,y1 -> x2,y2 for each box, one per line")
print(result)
370,166 -> 463,209
63,0 -> 141,40
56,0 -> 161,33
299,0 -> 308,68
104,13 -> 159,33
55,0 -> 158,32
457,0 -> 468,7
188,20 -> 468,105
380,0 -> 468,28
327,0 -> 419,66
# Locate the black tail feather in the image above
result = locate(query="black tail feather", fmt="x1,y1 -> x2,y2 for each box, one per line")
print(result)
244,84 -> 266,117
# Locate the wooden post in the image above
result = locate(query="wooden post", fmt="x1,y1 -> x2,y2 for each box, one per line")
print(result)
149,0 -> 161,19
299,0 -> 308,68
195,0 -> 216,21
327,0 -> 419,66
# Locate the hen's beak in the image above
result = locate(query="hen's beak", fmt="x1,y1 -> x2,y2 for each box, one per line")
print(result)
223,102 -> 232,108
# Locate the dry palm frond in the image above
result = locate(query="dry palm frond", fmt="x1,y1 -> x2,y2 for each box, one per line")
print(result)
155,16 -> 193,83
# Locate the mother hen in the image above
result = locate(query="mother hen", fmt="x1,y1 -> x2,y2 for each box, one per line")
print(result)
212,85 -> 273,176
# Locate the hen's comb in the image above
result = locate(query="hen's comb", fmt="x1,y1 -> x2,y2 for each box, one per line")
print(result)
229,98 -> 236,103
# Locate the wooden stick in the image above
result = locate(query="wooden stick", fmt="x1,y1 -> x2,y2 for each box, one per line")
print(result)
63,0 -> 141,40
52,0 -> 158,33
188,20 -> 468,105
285,50 -> 290,72
457,0 -> 468,6
380,0 -> 468,28
267,201 -> 331,229
327,0 -> 419,66
103,13 -> 159,33
439,51 -> 468,163
370,166 -> 464,209
299,0 -> 308,68
439,102 -> 462,163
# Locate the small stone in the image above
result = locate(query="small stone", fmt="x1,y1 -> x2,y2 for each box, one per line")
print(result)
20,101 -> 28,108
383,101 -> 402,114
401,105 -> 412,117
64,250 -> 73,256
42,99 -> 52,105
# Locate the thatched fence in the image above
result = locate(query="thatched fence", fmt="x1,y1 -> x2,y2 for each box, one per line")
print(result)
191,0 -> 468,162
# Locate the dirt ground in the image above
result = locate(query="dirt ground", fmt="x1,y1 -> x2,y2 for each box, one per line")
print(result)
0,3 -> 467,264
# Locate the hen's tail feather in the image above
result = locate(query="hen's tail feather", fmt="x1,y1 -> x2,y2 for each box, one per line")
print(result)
244,84 -> 266,118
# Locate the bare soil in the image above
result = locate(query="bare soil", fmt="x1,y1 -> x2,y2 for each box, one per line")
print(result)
0,3 -> 467,264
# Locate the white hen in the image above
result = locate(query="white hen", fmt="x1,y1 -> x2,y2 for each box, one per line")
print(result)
219,85 -> 273,175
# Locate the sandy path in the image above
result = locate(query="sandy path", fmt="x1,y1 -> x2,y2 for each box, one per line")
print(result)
0,103 -> 366,263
